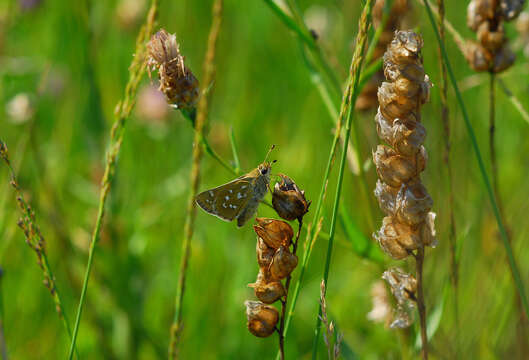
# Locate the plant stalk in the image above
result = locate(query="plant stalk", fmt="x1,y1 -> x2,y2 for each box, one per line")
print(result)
415,246 -> 428,360
278,219 -> 302,360
168,1 -> 223,358
67,2 -> 158,358
311,1 -> 373,358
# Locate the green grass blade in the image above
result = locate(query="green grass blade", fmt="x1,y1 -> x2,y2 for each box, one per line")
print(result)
311,1 -> 374,358
423,0 -> 529,319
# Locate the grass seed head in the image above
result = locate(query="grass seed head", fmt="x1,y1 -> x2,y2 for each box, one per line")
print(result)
147,29 -> 199,109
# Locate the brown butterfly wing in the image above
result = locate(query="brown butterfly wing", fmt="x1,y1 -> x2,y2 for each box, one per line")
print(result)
196,179 -> 253,222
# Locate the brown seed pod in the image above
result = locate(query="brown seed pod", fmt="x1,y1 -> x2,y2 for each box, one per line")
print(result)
147,29 -> 199,109
272,174 -> 310,221
254,218 -> 293,249
270,246 -> 298,280
465,0 -> 523,73
248,271 -> 286,304
382,267 -> 417,304
244,300 -> 279,337
395,183 -> 433,226
256,237 -> 275,268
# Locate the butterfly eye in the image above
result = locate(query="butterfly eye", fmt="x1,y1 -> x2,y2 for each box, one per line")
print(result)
260,168 -> 268,175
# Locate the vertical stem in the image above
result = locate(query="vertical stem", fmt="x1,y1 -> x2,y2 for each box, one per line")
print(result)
67,3 -> 158,358
311,1 -> 373,358
488,73 -> 504,223
278,219 -> 302,360
423,0 -> 529,322
168,1 -> 223,358
416,247 -> 428,360
436,0 -> 459,351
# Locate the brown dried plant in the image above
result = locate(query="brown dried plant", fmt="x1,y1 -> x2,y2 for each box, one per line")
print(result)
372,30 -> 436,360
244,175 -> 309,360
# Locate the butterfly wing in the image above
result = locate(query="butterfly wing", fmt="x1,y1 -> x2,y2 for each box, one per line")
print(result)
195,178 -> 253,222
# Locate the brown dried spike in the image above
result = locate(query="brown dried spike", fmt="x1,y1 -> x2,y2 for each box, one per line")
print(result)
146,29 -> 199,109
271,174 -> 310,221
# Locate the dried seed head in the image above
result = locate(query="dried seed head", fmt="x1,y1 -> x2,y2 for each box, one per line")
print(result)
147,29 -> 199,109
270,246 -> 298,280
254,218 -> 293,249
248,272 -> 286,304
465,0 -> 524,72
244,300 -> 279,337
373,30 -> 436,259
256,237 -> 275,268
272,174 -> 310,221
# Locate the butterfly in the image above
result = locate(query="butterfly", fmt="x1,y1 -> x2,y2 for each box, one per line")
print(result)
196,147 -> 276,227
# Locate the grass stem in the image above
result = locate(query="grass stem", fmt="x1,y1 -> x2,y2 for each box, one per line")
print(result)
278,219 -> 302,360
168,1 -> 223,358
423,0 -> 529,320
67,2 -> 159,358
311,1 -> 373,358
415,247 -> 428,360
0,140 -> 75,357
436,0 -> 459,352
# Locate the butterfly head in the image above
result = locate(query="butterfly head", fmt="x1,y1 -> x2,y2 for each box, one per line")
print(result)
257,160 -> 275,179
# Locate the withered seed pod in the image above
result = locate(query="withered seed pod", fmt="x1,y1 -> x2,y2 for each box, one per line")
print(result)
245,300 -> 279,337
254,218 -> 293,249
272,174 -> 310,221
248,271 -> 286,304
270,246 -> 298,280
373,31 -> 436,260
256,237 -> 275,268
147,29 -> 200,109
465,0 -> 524,73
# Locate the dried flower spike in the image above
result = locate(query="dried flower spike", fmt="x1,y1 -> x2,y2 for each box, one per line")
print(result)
244,300 -> 279,337
373,30 -> 436,260
254,217 -> 293,249
147,29 -> 199,109
465,0 -> 525,72
272,174 -> 310,221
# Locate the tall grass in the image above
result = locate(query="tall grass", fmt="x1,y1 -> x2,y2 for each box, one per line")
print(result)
67,2 -> 159,358
423,0 -> 529,320
311,1 -> 374,358
168,0 -> 223,357
0,140 -> 74,352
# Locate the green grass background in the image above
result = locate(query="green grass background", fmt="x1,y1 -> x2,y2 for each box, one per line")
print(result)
1,0 -> 529,358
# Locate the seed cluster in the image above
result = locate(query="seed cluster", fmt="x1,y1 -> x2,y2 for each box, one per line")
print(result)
357,0 -> 409,110
373,30 -> 436,261
147,29 -> 199,109
244,175 -> 309,344
465,0 -> 526,72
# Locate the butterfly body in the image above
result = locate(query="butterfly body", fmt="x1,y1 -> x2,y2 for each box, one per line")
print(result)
196,162 -> 272,227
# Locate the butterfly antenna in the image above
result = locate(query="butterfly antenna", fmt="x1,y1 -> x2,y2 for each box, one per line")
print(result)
264,145 -> 276,163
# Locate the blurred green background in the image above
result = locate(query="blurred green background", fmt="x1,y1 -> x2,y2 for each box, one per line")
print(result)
1,0 -> 529,358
